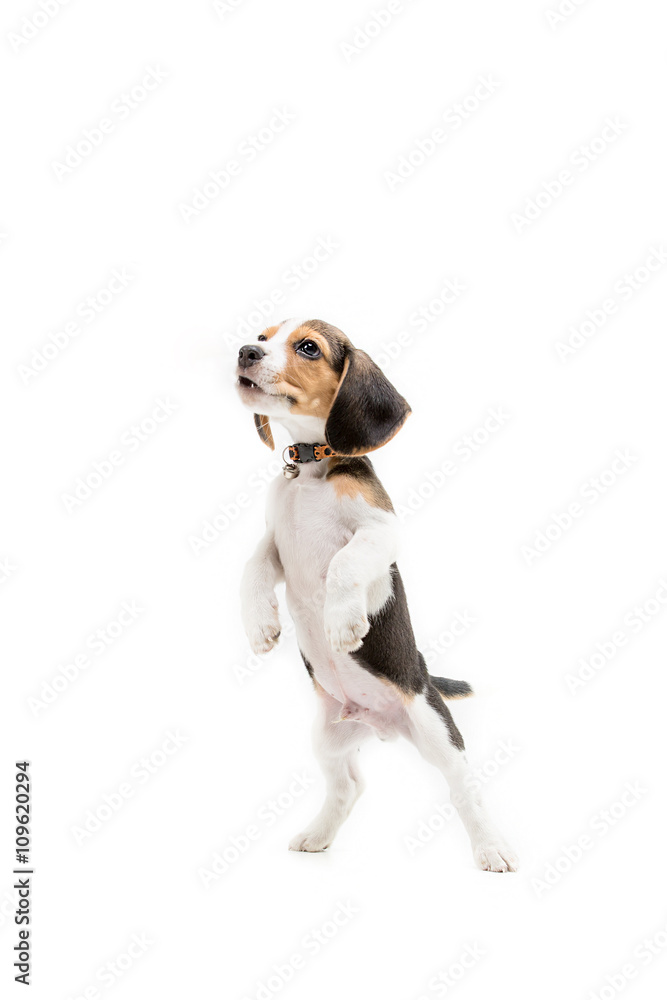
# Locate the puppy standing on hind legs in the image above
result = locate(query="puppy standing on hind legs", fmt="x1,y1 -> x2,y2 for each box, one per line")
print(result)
236,318 -> 518,872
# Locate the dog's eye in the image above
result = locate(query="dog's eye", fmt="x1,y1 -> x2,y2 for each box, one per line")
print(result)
257,334 -> 267,342
297,340 -> 321,358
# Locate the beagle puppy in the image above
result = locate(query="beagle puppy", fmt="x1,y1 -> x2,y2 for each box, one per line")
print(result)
236,318 -> 517,872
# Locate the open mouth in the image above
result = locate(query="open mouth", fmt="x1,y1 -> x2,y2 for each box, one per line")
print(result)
238,375 -> 263,392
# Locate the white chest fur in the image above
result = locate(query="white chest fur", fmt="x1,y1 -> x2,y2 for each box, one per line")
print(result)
273,471 -> 353,613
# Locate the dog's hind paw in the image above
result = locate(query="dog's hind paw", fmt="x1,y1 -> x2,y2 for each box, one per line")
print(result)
288,829 -> 331,853
473,843 -> 519,873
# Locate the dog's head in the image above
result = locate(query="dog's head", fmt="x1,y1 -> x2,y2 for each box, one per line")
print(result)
235,318 -> 411,455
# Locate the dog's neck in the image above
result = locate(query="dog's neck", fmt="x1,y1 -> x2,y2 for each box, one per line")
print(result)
273,414 -> 332,480
274,413 -> 328,447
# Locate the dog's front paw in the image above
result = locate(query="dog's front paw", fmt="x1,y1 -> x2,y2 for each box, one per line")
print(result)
324,598 -> 369,653
244,600 -> 281,655
473,842 -> 519,873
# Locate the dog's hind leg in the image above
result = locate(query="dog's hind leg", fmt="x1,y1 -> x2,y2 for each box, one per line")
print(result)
403,684 -> 518,872
289,684 -> 374,853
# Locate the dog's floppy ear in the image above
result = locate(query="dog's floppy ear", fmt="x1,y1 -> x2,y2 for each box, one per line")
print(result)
325,349 -> 411,455
254,413 -> 274,450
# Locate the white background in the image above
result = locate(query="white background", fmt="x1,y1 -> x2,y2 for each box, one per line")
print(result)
2,1 -> 667,998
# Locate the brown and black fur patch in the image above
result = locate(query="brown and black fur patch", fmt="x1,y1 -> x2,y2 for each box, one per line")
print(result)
324,350 -> 411,456
326,456 -> 393,512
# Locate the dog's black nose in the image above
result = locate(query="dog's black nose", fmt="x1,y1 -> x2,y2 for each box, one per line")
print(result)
238,344 -> 265,368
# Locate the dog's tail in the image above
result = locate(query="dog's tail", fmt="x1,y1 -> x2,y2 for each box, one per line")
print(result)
419,652 -> 473,699
430,675 -> 474,699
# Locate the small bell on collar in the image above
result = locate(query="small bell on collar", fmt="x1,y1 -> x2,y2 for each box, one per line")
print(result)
282,462 -> 300,480
281,446 -> 300,479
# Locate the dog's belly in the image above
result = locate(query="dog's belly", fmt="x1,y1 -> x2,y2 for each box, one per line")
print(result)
284,572 -> 406,736
311,652 -> 407,736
